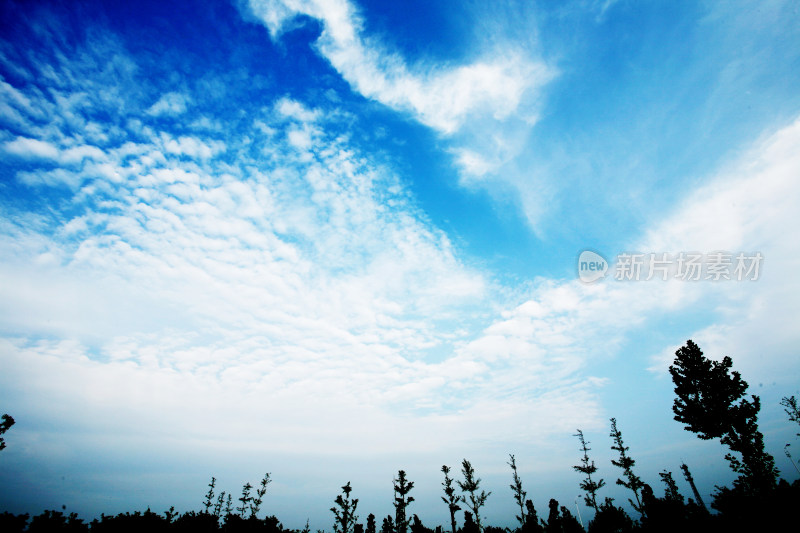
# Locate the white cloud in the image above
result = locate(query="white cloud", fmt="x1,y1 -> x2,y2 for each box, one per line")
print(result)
246,0 -> 552,136
276,97 -> 321,122
146,92 -> 190,116
454,149 -> 494,178
3,71 -> 539,460
642,116 -> 800,381
241,0 -> 561,238
0,78 -> 48,125
159,133 -> 226,159
61,144 -> 107,164
3,136 -> 60,160
0,21 -> 599,480
447,116 -> 800,434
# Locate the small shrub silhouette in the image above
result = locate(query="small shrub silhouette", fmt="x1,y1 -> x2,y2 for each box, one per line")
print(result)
0,413 -> 15,452
0,511 -> 29,533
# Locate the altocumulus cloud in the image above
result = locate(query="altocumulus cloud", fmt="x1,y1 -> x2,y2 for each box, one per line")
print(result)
0,14 -> 598,476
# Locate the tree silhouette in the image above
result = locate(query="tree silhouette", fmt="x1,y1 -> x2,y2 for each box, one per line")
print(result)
507,455 -> 527,529
237,483 -> 252,517
542,499 -> 560,533
609,418 -> 644,516
457,460 -> 490,533
212,490 -> 226,519
558,505 -> 584,533
224,494 -> 233,517
204,477 -> 216,514
780,395 -> 800,474
331,482 -> 359,533
679,463 -> 707,513
587,498 -> 633,533
520,500 -> 543,533
90,508 -> 170,533
573,430 -> 605,512
658,471 -> 682,503
541,498 -> 583,533
409,515 -> 434,533
669,340 -> 777,494
393,470 -> 414,533
781,395 -> 800,434
440,465 -> 461,533
366,514 -> 376,533
459,512 -> 478,533
0,511 -> 29,533
0,414 -> 14,452
250,473 -> 272,518
380,515 -> 394,533
28,510 -> 88,533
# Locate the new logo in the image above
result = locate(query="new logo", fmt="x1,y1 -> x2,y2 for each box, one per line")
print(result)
578,250 -> 608,283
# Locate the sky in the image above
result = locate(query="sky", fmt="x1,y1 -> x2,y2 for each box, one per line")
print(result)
1,0 -> 799,528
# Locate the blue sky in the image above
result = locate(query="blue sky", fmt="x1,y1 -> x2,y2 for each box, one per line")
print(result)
1,0 -> 799,528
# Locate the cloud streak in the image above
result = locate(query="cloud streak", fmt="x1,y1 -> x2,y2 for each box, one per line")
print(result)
246,0 -> 552,136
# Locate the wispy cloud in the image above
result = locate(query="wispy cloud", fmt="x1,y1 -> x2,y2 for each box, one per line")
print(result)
642,116 -> 800,379
245,0 -> 552,135
471,114 -> 800,393
241,0 -> 560,233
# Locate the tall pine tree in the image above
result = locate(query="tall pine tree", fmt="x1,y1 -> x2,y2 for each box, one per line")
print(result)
669,340 -> 777,494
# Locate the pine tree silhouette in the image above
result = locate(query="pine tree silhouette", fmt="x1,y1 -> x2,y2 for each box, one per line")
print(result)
393,470 -> 414,533
250,473 -> 271,518
440,465 -> 462,533
573,430 -> 605,512
679,463 -> 708,514
203,477 -> 216,514
520,500 -> 543,533
331,482 -> 359,533
609,418 -> 645,516
507,455 -> 527,529
237,483 -> 252,517
543,499 -> 560,533
670,340 -> 777,494
457,460 -> 490,533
